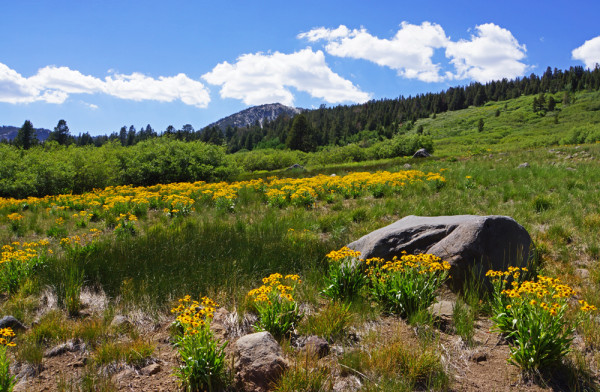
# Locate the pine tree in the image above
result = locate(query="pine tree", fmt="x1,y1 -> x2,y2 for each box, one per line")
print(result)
286,114 -> 315,152
15,120 -> 37,149
48,119 -> 71,145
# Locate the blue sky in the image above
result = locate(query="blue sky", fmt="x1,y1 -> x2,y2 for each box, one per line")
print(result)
2,0 -> 600,136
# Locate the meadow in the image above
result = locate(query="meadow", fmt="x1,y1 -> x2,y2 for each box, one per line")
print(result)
1,93 -> 600,390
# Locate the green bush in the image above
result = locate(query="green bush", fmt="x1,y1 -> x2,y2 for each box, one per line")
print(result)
368,253 -> 450,318
172,296 -> 228,392
321,247 -> 367,302
487,267 -> 598,372
247,274 -> 303,339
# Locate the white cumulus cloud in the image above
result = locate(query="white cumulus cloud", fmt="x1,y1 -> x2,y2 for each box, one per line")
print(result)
0,63 -> 40,103
0,63 -> 211,108
572,36 -> 600,69
299,22 -> 449,82
445,23 -> 527,82
300,22 -> 528,84
202,48 -> 371,106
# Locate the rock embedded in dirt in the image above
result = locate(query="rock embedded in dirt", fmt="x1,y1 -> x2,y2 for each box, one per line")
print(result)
233,331 -> 288,392
141,363 -> 161,376
412,148 -> 431,158
0,315 -> 27,332
110,315 -> 133,332
298,335 -> 330,358
347,215 -> 532,289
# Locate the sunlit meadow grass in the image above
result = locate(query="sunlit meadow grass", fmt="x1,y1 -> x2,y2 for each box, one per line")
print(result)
0,137 -> 599,388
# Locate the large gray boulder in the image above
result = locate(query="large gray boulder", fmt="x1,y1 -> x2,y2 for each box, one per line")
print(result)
234,331 -> 288,392
347,215 -> 531,288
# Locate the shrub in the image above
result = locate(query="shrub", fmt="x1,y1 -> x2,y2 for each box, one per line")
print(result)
321,247 -> 367,302
367,252 -> 450,318
0,328 -> 17,392
487,267 -> 598,372
247,274 -> 303,338
171,295 -> 228,392
0,240 -> 48,295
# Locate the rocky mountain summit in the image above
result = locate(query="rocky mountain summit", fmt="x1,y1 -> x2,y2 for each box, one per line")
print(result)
207,103 -> 303,130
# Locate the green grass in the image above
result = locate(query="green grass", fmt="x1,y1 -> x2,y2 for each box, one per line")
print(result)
2,90 -> 600,389
416,90 -> 600,156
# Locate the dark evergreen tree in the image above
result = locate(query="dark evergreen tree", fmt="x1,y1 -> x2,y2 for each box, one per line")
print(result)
127,126 -> 136,146
119,126 -> 128,146
286,114 -> 315,152
15,120 -> 37,149
48,119 -> 71,145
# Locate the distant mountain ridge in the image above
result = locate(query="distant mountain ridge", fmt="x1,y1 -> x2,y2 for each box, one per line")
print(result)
0,126 -> 51,141
206,103 -> 304,130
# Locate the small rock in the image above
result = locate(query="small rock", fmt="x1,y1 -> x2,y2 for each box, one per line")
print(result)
45,343 -> 69,357
469,351 -> 488,363
44,340 -> 82,357
412,148 -> 431,158
566,167 -> 576,171
210,308 -> 230,342
517,162 -> 530,169
0,316 -> 27,332
299,336 -> 329,358
234,332 -> 288,392
110,315 -> 133,332
141,363 -> 161,376
69,358 -> 87,368
333,375 -> 362,392
330,173 -> 336,177
287,163 -> 304,171
428,300 -> 455,319
112,368 -> 135,384
16,363 -> 39,380
403,163 -> 413,169
575,268 -> 590,280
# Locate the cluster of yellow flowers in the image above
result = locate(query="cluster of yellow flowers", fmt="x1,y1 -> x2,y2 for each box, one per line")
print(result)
365,252 -> 451,282
171,295 -> 219,335
377,253 -> 451,274
1,240 -> 51,265
0,169 -> 445,221
0,328 -> 15,347
325,246 -> 362,262
487,267 -> 595,315
579,300 -> 597,313
247,273 -> 301,305
7,213 -> 23,222
59,229 -> 101,248
116,213 -> 137,222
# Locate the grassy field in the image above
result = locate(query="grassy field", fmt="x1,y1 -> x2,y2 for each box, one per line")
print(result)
1,92 -> 600,390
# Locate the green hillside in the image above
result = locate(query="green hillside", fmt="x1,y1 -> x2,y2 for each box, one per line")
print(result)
418,90 -> 600,156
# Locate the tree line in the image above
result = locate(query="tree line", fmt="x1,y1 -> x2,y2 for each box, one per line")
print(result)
7,65 -> 600,152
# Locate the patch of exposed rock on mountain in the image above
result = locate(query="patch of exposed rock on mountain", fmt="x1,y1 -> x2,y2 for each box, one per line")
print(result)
207,103 -> 303,130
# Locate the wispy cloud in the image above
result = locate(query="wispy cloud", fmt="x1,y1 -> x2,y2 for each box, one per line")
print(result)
299,22 -> 528,83
572,36 -> 600,69
202,48 -> 371,106
0,63 -> 211,108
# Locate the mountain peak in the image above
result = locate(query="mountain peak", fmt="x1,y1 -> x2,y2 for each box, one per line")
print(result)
207,103 -> 304,130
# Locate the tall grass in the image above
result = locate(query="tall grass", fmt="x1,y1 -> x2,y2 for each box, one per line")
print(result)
55,208 -> 339,310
